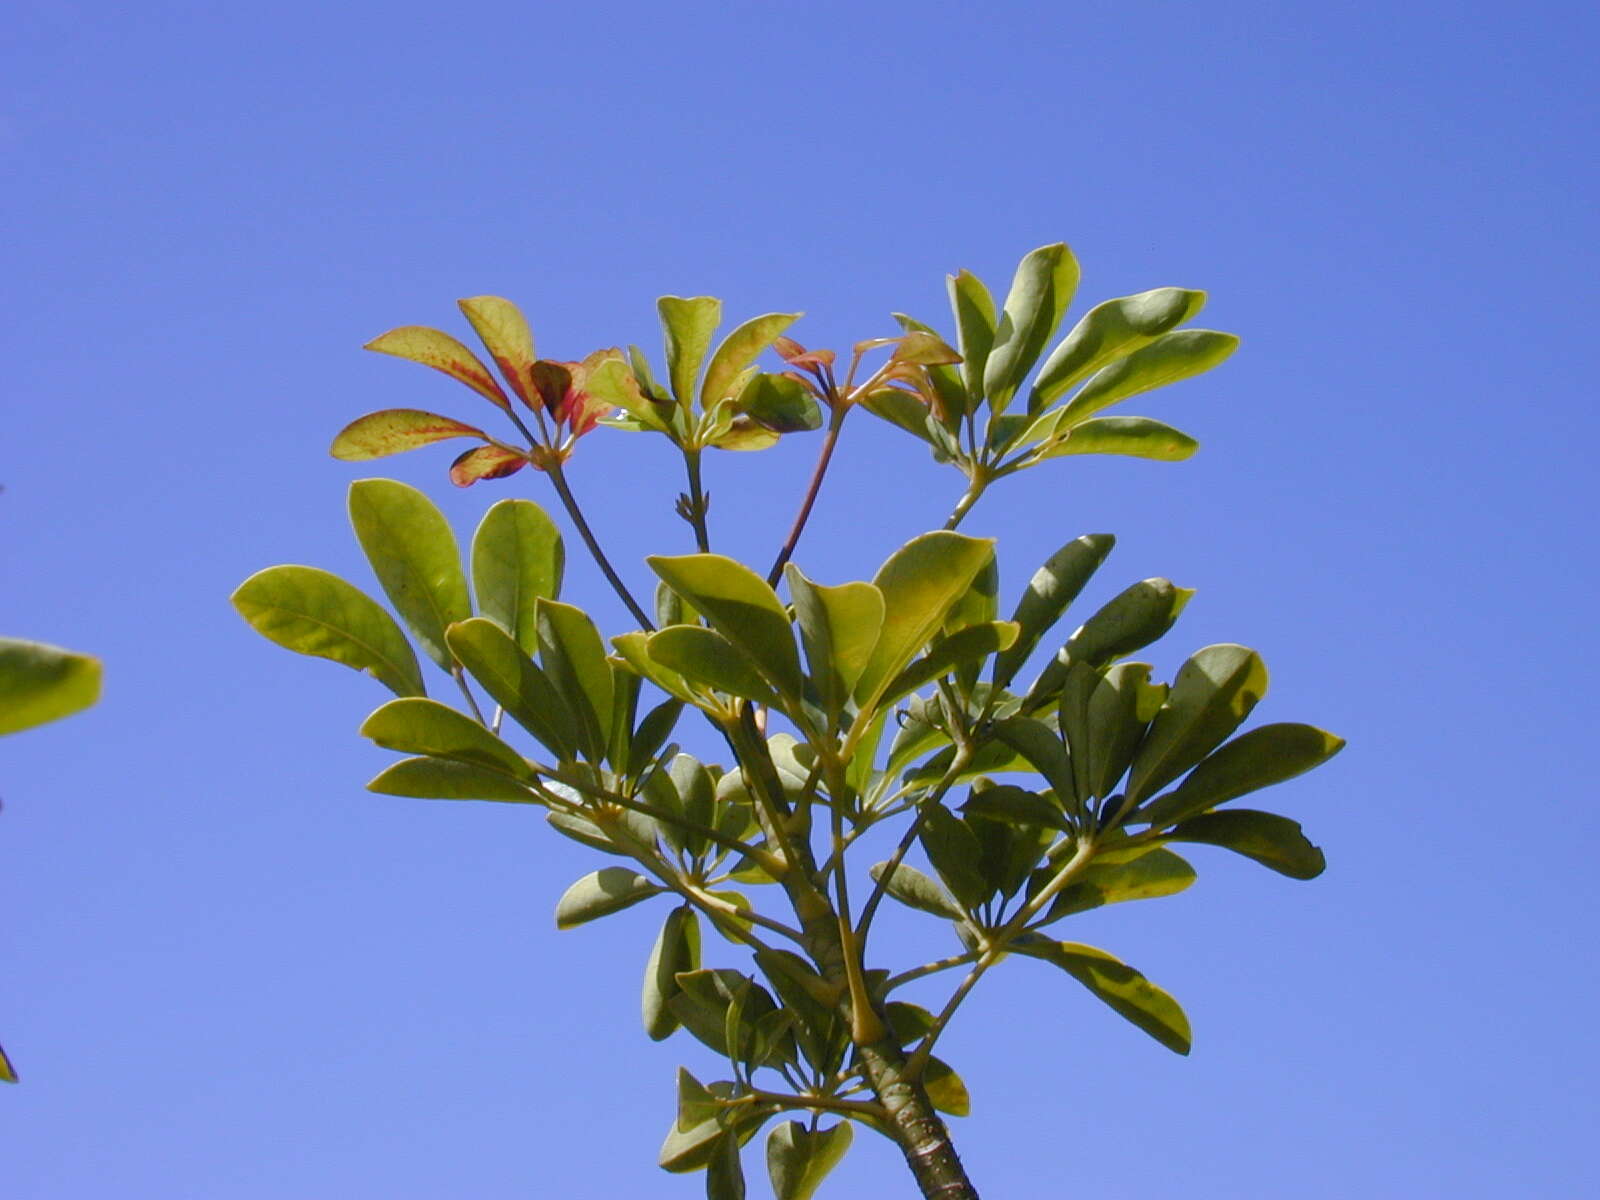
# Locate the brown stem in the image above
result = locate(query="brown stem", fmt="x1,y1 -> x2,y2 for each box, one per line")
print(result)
767,405 -> 848,586
543,461 -> 655,630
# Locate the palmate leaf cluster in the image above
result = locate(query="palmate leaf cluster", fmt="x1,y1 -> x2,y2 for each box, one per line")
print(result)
232,244 -> 1340,1200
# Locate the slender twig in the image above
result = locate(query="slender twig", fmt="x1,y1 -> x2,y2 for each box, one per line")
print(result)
884,950 -> 982,992
942,474 -> 987,531
766,404 -> 849,586
905,835 -> 1098,1077
543,461 -> 655,630
682,448 -> 712,552
452,667 -> 488,726
742,1090 -> 886,1120
855,745 -> 972,944
534,768 -> 776,872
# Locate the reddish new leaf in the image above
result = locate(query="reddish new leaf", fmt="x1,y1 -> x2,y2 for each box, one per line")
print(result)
330,409 -> 487,461
458,296 -> 539,409
365,325 -> 512,411
449,444 -> 528,486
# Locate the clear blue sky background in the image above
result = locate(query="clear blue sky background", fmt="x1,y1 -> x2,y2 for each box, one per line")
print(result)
5,1 -> 1596,1196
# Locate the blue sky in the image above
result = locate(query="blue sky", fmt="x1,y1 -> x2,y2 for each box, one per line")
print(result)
5,1 -> 1596,1196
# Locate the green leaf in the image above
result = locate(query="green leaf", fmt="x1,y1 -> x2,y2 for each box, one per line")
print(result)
1040,846 -> 1196,923
612,631 -> 700,706
546,807 -> 616,854
947,268 -> 997,406
1014,935 -> 1191,1054
658,296 -> 722,410
367,756 -> 538,803
707,1130 -> 747,1200
880,622 -> 1018,710
1024,578 -> 1193,711
536,599 -> 614,761
676,1067 -> 722,1133
992,534 -> 1115,688
329,409 -> 487,461
1127,644 -> 1268,804
660,1116 -> 726,1173
1138,723 -> 1345,830
1165,809 -> 1325,879
1065,578 -> 1194,671
648,626 -> 782,708
854,533 -> 996,709
648,555 -> 803,702
0,1040 -> 14,1083
348,479 -> 471,671
981,243 -> 1080,412
364,324 -> 512,411
960,781 -> 1071,833
701,312 -> 802,410
669,970 -> 783,1064
919,804 -> 989,910
868,861 -> 965,920
644,905 -> 700,1040
1054,329 -> 1239,428
1036,416 -> 1199,461
860,386 -> 938,444
767,1121 -> 852,1200
232,565 -> 425,697
923,1056 -> 971,1116
470,498 -> 563,655
627,697 -> 684,781
445,618 -> 577,760
990,717 -> 1077,810
784,566 -> 885,723
1085,662 -> 1167,803
0,638 -> 101,736
1030,287 -> 1208,409
587,352 -> 671,432
555,867 -> 662,929
736,373 -> 822,433
360,697 -> 532,779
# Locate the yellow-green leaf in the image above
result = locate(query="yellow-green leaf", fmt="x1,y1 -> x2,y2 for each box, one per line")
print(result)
1015,935 -> 1191,1054
1053,329 -> 1239,428
648,554 -> 803,702
367,755 -> 539,803
232,565 -> 425,697
854,532 -> 996,709
348,479 -> 471,671
1030,287 -> 1208,409
658,295 -> 722,410
471,498 -> 563,654
360,697 -> 532,779
0,637 -> 101,736
700,312 -> 802,410
1038,416 -> 1199,462
982,243 -> 1080,412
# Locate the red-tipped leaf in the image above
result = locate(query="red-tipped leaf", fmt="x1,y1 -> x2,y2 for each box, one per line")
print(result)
365,325 -> 512,411
458,296 -> 539,408
450,445 -> 528,486
330,409 -> 487,461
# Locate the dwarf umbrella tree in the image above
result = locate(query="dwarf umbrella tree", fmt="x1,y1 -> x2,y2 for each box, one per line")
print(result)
233,244 -> 1342,1199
